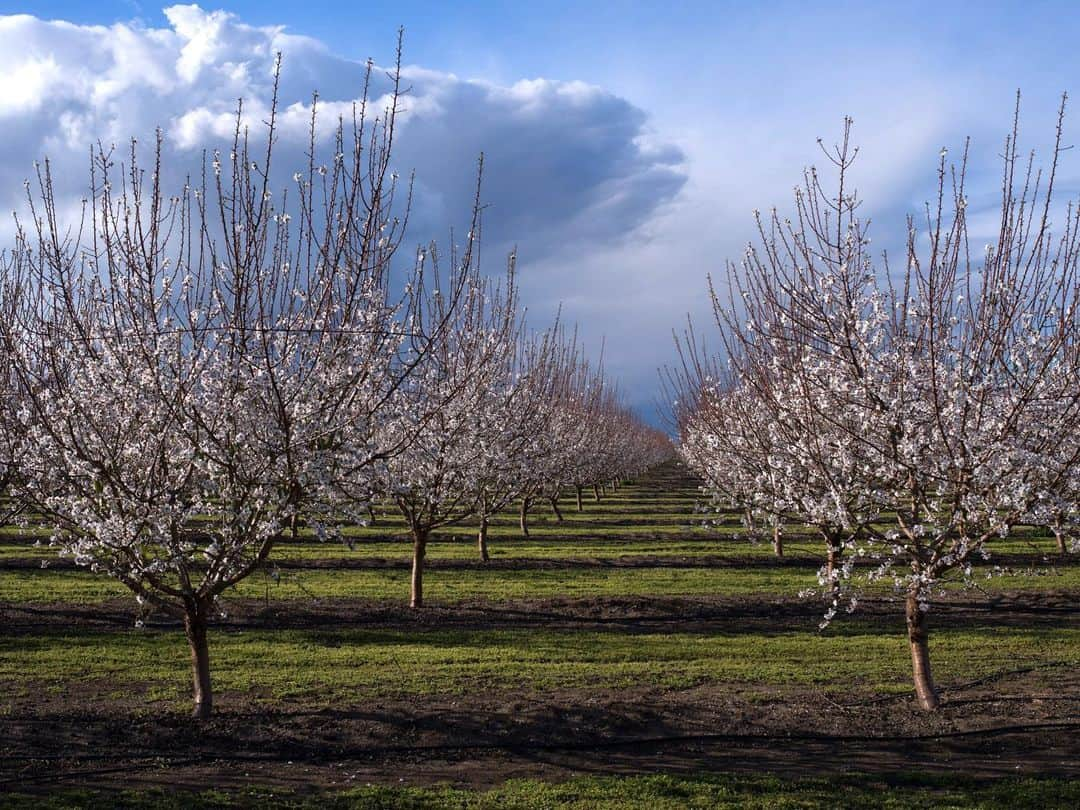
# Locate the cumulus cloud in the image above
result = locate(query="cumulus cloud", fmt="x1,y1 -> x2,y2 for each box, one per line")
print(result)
0,5 -> 685,266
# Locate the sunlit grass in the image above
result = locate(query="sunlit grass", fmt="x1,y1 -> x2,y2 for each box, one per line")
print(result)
6,774 -> 1079,809
3,556 -> 1076,605
3,622 -> 1075,709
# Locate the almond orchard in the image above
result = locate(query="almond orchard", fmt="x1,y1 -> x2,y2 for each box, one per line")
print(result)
0,48 -> 1077,810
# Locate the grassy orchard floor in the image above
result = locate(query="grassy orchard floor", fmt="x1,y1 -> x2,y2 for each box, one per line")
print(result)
1,464 -> 1078,808
3,775 -> 1079,809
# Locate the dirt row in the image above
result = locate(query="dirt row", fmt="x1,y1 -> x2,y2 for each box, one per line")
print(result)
3,591 -> 1078,793
3,591 -> 1077,635
3,666 -> 1078,794
4,549 -> 1075,573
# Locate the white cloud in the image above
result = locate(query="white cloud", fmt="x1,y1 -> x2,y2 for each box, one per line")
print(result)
0,56 -> 62,116
0,6 -> 694,425
0,5 -> 684,262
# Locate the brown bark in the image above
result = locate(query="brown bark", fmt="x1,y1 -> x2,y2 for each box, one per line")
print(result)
184,606 -> 213,719
367,505 -> 377,526
592,484 -> 601,503
519,497 -> 531,538
825,536 -> 842,601
549,496 -> 564,522
478,515 -> 490,563
410,529 -> 428,608
1053,517 -> 1070,554
743,508 -> 757,534
773,524 -> 783,558
288,482 -> 303,539
575,486 -> 583,511
906,591 -> 940,711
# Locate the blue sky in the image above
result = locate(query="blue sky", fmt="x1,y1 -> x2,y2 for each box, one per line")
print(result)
11,1 -> 1077,89
2,2 -> 1079,421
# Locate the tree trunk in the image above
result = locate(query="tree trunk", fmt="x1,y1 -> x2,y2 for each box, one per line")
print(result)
743,508 -> 757,535
184,607 -> 213,720
478,515 -> 490,563
773,524 -> 783,558
549,496 -> 564,522
906,591 -> 940,711
592,484 -> 601,503
1053,517 -> 1069,554
575,486 -> 583,511
367,505 -> 377,526
519,498 -> 531,538
825,538 -> 842,601
411,529 -> 428,608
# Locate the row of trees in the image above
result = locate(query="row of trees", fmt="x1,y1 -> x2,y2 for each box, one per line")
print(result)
0,51 -> 671,718
671,102 -> 1080,711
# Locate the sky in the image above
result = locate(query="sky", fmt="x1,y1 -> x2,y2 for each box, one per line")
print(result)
1,2 -> 1079,423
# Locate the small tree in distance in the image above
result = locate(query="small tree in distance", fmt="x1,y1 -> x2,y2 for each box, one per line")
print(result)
0,275 -> 25,530
381,246 -> 522,608
470,326 -> 571,562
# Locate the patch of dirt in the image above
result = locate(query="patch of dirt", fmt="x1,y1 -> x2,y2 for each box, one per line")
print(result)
2,590 -> 1076,635
2,669 -> 1077,794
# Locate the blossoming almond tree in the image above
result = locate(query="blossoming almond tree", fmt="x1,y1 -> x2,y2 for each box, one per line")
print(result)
670,181 -> 886,577
843,104 -> 1080,708
470,327 -> 673,554
1023,359 -> 1080,556
676,101 -> 1080,711
380,246 -> 522,608
0,276 -> 26,530
562,365 -> 622,510
0,50 -> 426,718
507,335 -> 599,539
545,365 -> 672,523
506,336 -> 592,524
470,326 -> 570,560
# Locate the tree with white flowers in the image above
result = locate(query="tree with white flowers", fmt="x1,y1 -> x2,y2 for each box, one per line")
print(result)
470,326 -> 570,560
0,48 -> 439,718
379,246 -> 522,607
0,276 -> 25,529
675,101 -> 1080,710
507,334 -> 593,538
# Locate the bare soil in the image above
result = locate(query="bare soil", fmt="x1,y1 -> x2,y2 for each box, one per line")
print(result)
2,589 -> 1076,635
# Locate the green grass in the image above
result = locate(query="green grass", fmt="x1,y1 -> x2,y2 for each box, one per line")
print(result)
1,468 -> 1073,605
3,623 -> 1075,708
2,555 -> 1076,605
2,471 -> 1071,568
3,773 -> 1079,809
0,564 -> 816,603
